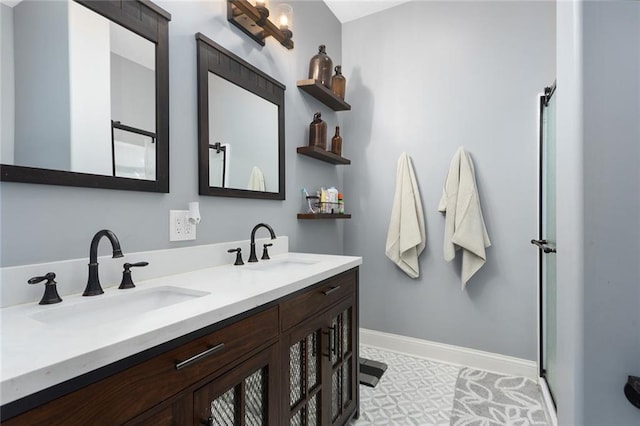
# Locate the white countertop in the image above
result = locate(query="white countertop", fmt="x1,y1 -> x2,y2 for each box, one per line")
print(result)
0,252 -> 361,405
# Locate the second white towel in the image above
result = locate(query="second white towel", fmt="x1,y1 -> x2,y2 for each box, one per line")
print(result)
385,152 -> 426,278
438,147 -> 491,289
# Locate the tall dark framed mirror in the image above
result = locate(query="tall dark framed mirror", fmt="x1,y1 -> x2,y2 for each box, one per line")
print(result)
0,0 -> 170,192
196,33 -> 285,200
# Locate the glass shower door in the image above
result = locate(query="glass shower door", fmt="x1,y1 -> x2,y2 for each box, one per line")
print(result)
536,84 -> 558,404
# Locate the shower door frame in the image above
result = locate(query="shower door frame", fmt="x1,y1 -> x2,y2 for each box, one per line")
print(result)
536,82 -> 558,424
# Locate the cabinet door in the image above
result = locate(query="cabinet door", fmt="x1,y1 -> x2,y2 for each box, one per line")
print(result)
194,343 -> 279,425
325,298 -> 358,426
282,315 -> 325,426
282,297 -> 358,426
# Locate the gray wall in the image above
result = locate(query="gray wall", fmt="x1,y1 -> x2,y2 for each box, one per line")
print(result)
581,1 -> 640,424
0,0 -> 345,267
1,4 -> 15,164
554,1 -> 585,424
342,1 -> 556,361
555,1 -> 640,424
13,0 -> 71,170
110,53 -> 155,133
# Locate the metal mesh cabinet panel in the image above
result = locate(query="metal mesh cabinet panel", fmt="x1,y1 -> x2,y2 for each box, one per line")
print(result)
328,305 -> 355,425
288,329 -> 321,425
205,366 -> 266,426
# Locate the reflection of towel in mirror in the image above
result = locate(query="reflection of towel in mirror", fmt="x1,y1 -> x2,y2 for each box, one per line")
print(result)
438,147 -> 491,289
247,166 -> 266,191
385,152 -> 426,278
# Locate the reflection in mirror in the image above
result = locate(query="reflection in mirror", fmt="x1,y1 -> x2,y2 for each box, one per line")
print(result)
207,73 -> 278,191
196,32 -> 285,200
0,0 -> 170,192
112,122 -> 156,180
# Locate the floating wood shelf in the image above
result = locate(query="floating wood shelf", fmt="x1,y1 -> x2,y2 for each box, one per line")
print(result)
297,79 -> 351,111
297,213 -> 352,220
297,146 -> 351,165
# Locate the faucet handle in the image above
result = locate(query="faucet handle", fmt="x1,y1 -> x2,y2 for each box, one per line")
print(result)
119,262 -> 149,289
227,248 -> 244,266
28,272 -> 63,305
261,243 -> 273,260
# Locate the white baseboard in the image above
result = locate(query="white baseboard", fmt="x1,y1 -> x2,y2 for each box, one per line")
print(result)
360,328 -> 538,379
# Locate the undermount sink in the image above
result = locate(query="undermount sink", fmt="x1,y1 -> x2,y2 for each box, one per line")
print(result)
30,286 -> 209,328
245,258 -> 319,272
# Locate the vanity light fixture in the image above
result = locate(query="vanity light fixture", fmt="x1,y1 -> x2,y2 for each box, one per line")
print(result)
227,0 -> 294,49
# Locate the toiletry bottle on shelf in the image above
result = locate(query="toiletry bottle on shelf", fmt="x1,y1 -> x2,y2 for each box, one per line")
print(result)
330,65 -> 346,99
331,126 -> 342,156
308,45 -> 333,88
327,186 -> 339,213
338,192 -> 344,214
309,112 -> 327,149
316,190 -> 321,213
320,187 -> 327,213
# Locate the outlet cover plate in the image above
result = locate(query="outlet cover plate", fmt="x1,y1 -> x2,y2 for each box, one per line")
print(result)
170,210 -> 196,241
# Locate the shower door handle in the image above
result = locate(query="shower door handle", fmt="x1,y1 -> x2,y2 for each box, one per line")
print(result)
531,239 -> 557,253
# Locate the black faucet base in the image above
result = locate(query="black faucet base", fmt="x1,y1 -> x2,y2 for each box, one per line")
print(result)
84,263 -> 105,296
82,288 -> 105,296
248,243 -> 259,263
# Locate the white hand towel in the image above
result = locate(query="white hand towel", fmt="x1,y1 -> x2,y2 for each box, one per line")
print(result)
438,147 -> 491,289
385,152 -> 426,278
247,166 -> 265,191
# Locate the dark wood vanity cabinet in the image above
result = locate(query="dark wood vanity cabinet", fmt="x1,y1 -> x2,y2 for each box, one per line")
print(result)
2,268 -> 359,426
281,270 -> 359,426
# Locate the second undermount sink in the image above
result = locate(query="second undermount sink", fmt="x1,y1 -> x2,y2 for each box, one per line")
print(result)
245,258 -> 319,272
30,286 -> 209,328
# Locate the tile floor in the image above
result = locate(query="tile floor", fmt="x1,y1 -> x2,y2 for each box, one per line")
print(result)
351,345 -> 459,425
351,345 -> 549,426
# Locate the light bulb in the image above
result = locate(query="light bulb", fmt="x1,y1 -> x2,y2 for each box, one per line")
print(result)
279,14 -> 288,29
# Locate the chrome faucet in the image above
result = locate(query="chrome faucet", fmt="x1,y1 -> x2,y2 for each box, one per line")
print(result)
83,229 -> 124,296
248,223 -> 276,262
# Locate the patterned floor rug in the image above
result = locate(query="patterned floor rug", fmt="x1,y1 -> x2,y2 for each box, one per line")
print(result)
450,368 -> 549,425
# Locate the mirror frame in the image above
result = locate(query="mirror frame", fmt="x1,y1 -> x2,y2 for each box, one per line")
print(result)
0,0 -> 171,193
196,32 -> 285,200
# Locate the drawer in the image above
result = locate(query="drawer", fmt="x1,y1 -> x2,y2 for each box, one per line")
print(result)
4,306 -> 279,425
280,269 -> 357,332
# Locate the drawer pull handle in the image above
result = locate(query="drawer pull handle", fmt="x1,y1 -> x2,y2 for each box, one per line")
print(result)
175,343 -> 225,370
322,286 -> 341,296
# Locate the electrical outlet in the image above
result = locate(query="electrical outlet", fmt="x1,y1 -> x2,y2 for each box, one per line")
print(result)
170,210 -> 196,241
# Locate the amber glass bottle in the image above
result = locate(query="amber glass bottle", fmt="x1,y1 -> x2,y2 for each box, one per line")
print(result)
330,65 -> 346,99
331,126 -> 342,156
308,45 -> 333,88
309,112 -> 327,149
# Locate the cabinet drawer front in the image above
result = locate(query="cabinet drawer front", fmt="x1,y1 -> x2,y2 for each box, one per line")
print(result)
280,269 -> 356,332
168,306 -> 278,380
4,306 -> 278,425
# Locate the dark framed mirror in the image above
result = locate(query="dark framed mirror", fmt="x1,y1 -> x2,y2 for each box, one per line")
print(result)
0,0 -> 170,192
196,33 -> 285,200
